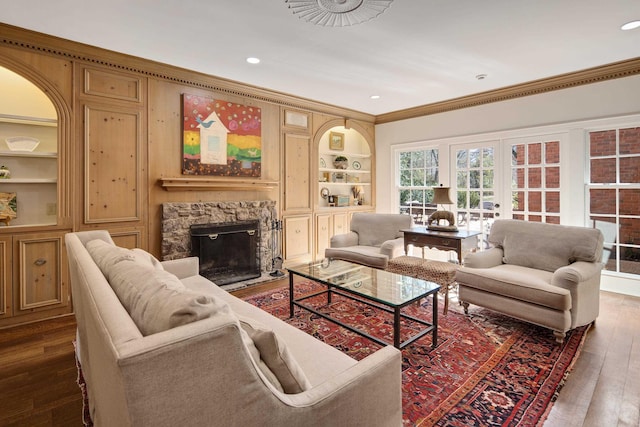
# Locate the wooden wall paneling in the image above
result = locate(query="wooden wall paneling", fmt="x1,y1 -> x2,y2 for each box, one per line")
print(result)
282,133 -> 311,212
13,232 -> 68,315
0,237 -> 11,318
146,80 -> 281,257
109,228 -> 143,249
315,213 -> 331,261
83,67 -> 143,103
83,104 -> 144,223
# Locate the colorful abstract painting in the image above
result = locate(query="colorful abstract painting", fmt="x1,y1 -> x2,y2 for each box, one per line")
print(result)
182,94 -> 261,177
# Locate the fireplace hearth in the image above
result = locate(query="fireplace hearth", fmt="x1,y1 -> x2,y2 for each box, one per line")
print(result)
161,201 -> 278,288
190,221 -> 261,285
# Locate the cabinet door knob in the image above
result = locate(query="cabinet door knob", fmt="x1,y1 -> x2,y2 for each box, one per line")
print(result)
34,258 -> 47,266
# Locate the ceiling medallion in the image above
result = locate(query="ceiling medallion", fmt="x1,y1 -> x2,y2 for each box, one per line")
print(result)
285,0 -> 393,27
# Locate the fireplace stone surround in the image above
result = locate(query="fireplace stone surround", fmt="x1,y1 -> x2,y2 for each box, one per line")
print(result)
161,201 -> 278,287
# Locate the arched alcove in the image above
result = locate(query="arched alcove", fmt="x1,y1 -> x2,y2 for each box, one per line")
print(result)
0,64 -> 60,226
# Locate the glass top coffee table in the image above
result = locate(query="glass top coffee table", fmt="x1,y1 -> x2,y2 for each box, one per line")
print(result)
287,259 -> 440,349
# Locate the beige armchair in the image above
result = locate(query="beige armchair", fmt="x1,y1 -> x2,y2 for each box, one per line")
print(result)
456,219 -> 604,343
325,213 -> 413,269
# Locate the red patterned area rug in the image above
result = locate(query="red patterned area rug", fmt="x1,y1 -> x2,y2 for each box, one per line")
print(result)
243,281 -> 589,427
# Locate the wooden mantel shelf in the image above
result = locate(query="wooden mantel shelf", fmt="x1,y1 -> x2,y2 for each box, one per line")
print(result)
159,177 -> 279,192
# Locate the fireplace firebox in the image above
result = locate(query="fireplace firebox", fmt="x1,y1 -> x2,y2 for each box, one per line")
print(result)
190,221 -> 261,285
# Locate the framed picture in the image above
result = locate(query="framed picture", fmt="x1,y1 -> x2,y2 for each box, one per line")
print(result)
329,131 -> 344,151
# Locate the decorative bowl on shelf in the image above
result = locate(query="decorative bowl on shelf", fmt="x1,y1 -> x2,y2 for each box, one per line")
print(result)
5,136 -> 40,152
333,156 -> 348,169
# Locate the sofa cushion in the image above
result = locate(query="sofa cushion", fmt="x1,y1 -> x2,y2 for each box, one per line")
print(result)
86,240 -> 223,335
325,246 -> 389,269
456,264 -> 571,311
239,316 -> 311,394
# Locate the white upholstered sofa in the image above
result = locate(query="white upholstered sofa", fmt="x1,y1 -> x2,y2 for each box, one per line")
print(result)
456,220 -> 604,343
66,230 -> 402,426
325,213 -> 413,269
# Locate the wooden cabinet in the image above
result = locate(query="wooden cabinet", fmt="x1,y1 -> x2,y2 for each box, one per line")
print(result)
283,214 -> 312,266
283,133 -> 311,212
314,211 -> 350,261
315,213 -> 331,260
0,231 -> 71,327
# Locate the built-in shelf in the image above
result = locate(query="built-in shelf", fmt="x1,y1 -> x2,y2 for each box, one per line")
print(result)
320,168 -> 370,174
0,114 -> 57,127
319,150 -> 371,159
0,151 -> 57,158
0,178 -> 57,184
159,177 -> 279,192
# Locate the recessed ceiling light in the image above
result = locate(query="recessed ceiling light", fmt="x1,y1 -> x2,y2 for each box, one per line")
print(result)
370,95 -> 381,100
621,20 -> 640,30
246,57 -> 261,64
476,74 -> 488,80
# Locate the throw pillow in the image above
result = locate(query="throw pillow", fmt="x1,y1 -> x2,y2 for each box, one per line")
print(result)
502,233 -> 569,272
238,316 -> 311,394
86,239 -> 224,335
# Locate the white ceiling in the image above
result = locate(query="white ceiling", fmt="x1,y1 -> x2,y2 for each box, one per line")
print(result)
2,0 -> 640,115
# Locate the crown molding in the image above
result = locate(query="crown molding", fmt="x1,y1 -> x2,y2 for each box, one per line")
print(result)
0,23 -> 375,123
375,57 -> 640,124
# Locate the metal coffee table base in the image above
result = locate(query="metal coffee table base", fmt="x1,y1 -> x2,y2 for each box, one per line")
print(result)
289,275 -> 438,350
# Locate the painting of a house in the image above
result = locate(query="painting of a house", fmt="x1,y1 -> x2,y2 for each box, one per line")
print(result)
182,94 -> 262,176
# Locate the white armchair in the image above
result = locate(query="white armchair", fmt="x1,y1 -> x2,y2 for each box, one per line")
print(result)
456,220 -> 604,343
325,213 -> 413,269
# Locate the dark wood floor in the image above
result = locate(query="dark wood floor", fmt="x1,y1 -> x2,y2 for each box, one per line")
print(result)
1,283 -> 638,426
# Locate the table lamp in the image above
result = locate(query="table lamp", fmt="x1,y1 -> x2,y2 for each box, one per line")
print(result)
427,185 -> 457,231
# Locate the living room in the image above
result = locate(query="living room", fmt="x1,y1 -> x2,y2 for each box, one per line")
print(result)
1,2 -> 640,426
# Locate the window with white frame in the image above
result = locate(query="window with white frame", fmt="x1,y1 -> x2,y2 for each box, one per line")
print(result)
510,139 -> 561,224
398,148 -> 439,225
588,126 -> 640,276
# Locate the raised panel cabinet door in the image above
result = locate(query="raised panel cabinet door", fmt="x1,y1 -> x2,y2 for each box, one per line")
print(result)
283,215 -> 312,264
332,212 -> 349,237
283,133 -> 311,212
14,233 -> 68,315
0,237 -> 11,318
315,213 -> 331,260
84,104 -> 143,223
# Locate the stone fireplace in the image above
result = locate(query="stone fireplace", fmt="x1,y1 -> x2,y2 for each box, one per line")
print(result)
161,201 -> 278,286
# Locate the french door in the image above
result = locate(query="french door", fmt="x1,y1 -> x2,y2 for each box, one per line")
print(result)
451,141 -> 502,250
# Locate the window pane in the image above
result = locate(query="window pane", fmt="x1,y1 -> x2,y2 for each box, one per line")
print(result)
590,158 -> 616,184
590,189 -> 616,215
513,144 -> 525,166
482,148 -> 494,167
528,191 -> 542,212
620,218 -> 640,246
482,170 -> 494,189
528,143 -> 542,165
469,170 -> 480,189
546,192 -> 560,213
411,151 -> 425,168
513,191 -> 524,211
545,141 -> 560,163
400,169 -> 411,186
425,149 -> 439,168
528,167 -> 542,188
469,149 -> 481,168
619,127 -> 640,155
457,191 -> 468,209
425,168 -> 439,186
457,171 -> 468,188
590,130 -> 616,157
400,152 -> 411,169
457,150 -> 468,168
545,167 -> 560,188
469,191 -> 480,208
412,169 -> 425,186
620,157 -> 640,183
620,189 -> 640,215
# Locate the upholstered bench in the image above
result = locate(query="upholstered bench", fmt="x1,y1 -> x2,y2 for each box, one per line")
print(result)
386,256 -> 457,314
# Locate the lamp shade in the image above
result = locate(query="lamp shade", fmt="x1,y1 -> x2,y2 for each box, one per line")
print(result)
432,186 -> 454,205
